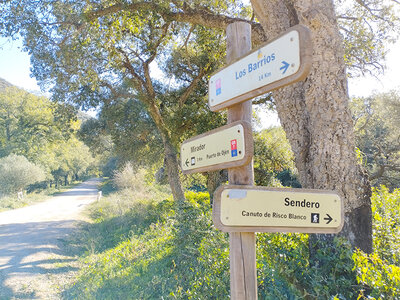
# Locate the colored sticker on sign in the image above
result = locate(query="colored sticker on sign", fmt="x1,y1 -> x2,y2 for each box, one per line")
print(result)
231,139 -> 237,150
216,78 -> 221,96
231,139 -> 237,157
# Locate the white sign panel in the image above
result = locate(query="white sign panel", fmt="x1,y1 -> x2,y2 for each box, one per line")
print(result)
208,25 -> 311,111
213,185 -> 343,234
180,121 -> 253,174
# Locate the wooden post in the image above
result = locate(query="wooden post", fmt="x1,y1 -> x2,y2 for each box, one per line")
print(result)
226,22 -> 257,299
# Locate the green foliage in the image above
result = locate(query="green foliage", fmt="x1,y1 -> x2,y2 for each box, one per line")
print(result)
64,190 -> 229,299
0,85 -> 98,186
0,154 -> 45,195
254,127 -> 299,187
78,117 -> 113,156
258,234 -> 359,299
64,184 -> 400,299
0,86 -> 75,159
371,186 -> 400,264
351,91 -> 400,188
97,99 -> 164,168
352,186 -> 400,299
45,136 -> 96,185
335,0 -> 400,77
354,250 -> 400,299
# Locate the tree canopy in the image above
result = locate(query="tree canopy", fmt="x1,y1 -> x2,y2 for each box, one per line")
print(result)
0,81 -> 97,187
352,90 -> 400,188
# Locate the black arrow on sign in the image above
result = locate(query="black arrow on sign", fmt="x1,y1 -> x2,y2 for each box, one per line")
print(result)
324,214 -> 333,224
185,159 -> 189,167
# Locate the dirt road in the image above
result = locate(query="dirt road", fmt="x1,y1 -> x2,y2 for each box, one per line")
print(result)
0,179 -> 100,299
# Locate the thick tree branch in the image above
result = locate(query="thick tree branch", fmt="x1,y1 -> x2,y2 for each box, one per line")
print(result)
145,22 -> 170,65
83,2 -> 267,44
115,48 -> 147,95
183,25 -> 195,49
178,64 -> 209,108
370,163 -> 400,180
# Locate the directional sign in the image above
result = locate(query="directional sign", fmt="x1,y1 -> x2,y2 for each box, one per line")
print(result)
180,121 -> 253,174
208,25 -> 312,111
212,185 -> 343,234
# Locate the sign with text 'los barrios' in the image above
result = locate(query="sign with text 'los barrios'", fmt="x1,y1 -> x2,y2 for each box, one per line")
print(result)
208,25 -> 312,111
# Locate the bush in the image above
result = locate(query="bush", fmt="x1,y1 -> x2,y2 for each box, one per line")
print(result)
353,186 -> 400,299
354,250 -> 400,298
371,186 -> 400,265
0,154 -> 46,195
113,162 -> 149,193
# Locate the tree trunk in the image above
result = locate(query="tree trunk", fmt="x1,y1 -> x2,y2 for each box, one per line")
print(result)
139,83 -> 187,209
205,170 -> 228,205
162,136 -> 186,208
250,0 -> 372,253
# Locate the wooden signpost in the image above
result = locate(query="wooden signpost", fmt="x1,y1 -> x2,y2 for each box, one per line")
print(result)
180,22 -> 341,299
180,121 -> 253,174
224,22 -> 256,300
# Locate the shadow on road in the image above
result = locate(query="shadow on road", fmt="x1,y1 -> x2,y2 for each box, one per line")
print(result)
0,220 -> 83,298
0,178 -> 102,298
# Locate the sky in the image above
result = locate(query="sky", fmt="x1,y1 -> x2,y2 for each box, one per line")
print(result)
0,37 -> 39,92
0,35 -> 399,126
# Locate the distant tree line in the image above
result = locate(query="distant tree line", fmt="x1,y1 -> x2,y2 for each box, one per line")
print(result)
0,81 -> 97,196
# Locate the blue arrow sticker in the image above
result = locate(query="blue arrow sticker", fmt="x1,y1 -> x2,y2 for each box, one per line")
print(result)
280,61 -> 290,74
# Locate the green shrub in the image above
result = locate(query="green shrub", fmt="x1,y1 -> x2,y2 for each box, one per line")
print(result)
257,234 -> 359,299
113,163 -> 150,192
0,154 -> 46,195
354,250 -> 400,299
371,186 -> 400,265
352,186 -> 400,299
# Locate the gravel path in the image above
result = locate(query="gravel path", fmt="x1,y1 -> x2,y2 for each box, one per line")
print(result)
0,179 -> 101,299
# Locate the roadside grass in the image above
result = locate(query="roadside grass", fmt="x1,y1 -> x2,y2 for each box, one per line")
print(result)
63,188 -> 230,299
63,180 -> 400,299
0,180 -> 88,212
67,185 -> 173,256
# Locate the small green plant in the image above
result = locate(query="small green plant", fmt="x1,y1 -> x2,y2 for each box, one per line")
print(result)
371,186 -> 400,265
